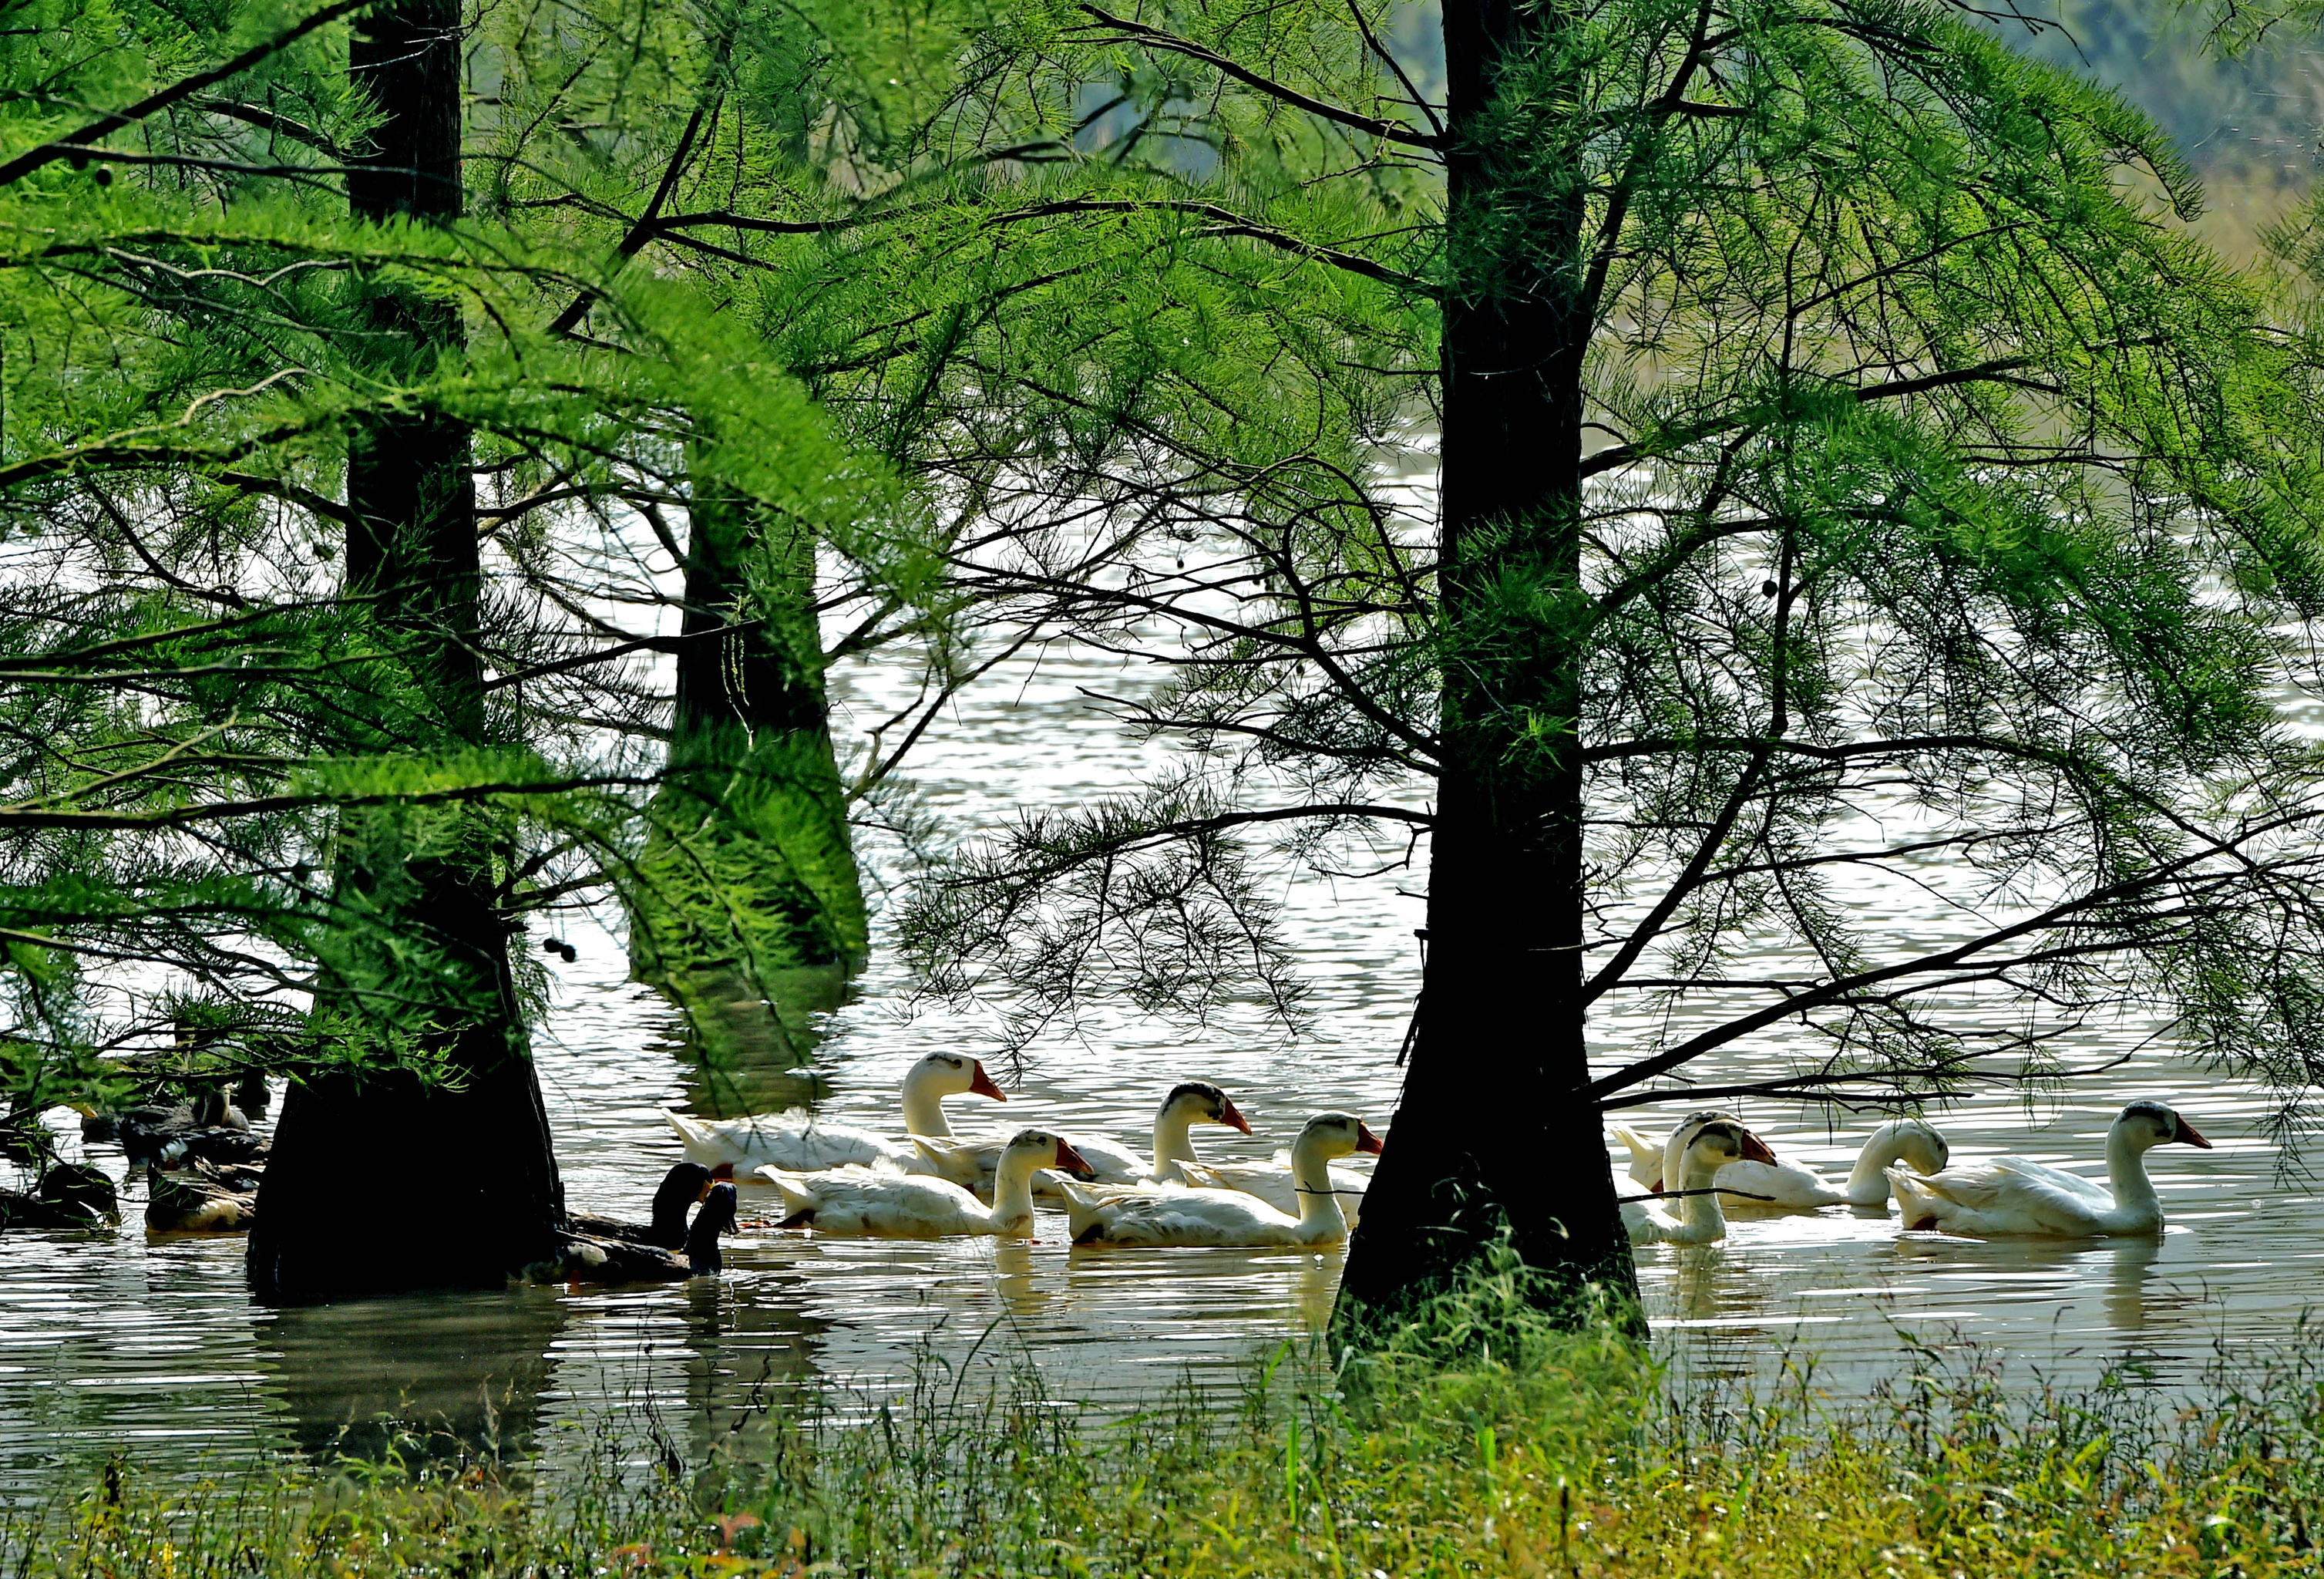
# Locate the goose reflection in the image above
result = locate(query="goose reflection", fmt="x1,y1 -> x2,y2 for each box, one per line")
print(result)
2099,1235 -> 2166,1332
1297,1250 -> 1343,1332
1667,1244 -> 1732,1325
993,1239 -> 1046,1317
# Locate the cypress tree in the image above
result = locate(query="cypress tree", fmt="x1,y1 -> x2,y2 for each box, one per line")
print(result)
247,0 -> 567,1299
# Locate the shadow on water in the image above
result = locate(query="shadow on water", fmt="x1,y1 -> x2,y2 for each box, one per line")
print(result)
669,1272 -> 827,1465
661,966 -> 854,1119
253,1287 -> 570,1469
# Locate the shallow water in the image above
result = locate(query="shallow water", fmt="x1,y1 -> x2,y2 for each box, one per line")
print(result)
2,629 -> 2318,1500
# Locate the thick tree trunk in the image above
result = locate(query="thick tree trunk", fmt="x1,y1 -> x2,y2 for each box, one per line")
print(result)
249,0 -> 564,1301
628,472 -> 866,1013
1336,0 -> 1638,1332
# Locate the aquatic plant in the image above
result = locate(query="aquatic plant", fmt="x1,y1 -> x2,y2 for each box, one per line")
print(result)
13,1307 -> 2324,1577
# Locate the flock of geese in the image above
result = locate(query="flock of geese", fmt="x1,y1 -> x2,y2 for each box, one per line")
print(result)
1615,1100 -> 2213,1243
42,1051 -> 2214,1287
663,1053 -> 1381,1248
651,1052 -> 2216,1256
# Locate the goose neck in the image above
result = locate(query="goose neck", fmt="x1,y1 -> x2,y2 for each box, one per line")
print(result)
990,1150 -> 1041,1226
1288,1134 -> 1348,1234
1844,1123 -> 1911,1204
900,1076 -> 953,1138
1677,1156 -> 1729,1233
1151,1106 -> 1200,1179
2105,1124 -> 2158,1212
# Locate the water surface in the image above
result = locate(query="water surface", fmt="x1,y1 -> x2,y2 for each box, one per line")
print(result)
0,634 -> 2315,1498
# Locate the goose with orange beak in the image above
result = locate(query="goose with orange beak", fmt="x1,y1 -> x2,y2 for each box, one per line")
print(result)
913,1079 -> 1253,1197
1890,1101 -> 2212,1237
759,1130 -> 1090,1239
1620,1120 -> 1779,1245
662,1052 -> 1008,1177
1056,1113 -> 1383,1248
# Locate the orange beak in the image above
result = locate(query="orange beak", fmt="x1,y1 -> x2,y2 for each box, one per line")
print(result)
1354,1121 -> 1384,1156
1648,1180 -> 1664,1195
2174,1117 -> 2214,1150
1738,1130 -> 1778,1165
1219,1097 -> 1253,1135
969,1061 -> 1007,1103
1051,1136 -> 1095,1177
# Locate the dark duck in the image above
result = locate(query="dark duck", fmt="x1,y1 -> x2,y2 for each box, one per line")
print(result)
96,1089 -> 268,1168
0,1163 -> 119,1231
526,1180 -> 739,1283
565,1161 -> 730,1248
144,1159 -> 263,1233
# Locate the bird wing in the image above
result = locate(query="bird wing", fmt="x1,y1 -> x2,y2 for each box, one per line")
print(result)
1177,1160 -> 1296,1215
912,1136 -> 1001,1186
666,1107 -> 896,1171
1608,1126 -> 1664,1189
1987,1156 -> 2111,1206
1085,1185 -> 1297,1245
1619,1199 -> 1668,1242
1062,1133 -> 1144,1183
1899,1163 -> 2101,1234
1713,1159 -> 1841,1208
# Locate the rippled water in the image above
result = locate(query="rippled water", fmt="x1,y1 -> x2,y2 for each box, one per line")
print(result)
2,627 -> 2318,1500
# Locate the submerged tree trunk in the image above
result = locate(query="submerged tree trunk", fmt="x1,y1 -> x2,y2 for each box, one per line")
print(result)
249,0 -> 563,1300
628,470 -> 866,1018
1337,0 -> 1637,1332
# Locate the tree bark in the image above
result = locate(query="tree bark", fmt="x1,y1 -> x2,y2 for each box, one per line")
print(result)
1336,0 -> 1639,1332
628,470 -> 867,1016
249,0 -> 564,1301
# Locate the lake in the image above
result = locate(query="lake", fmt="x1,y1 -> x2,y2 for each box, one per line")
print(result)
0,618 -> 2313,1501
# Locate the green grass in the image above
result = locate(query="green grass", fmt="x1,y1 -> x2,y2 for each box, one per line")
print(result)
11,1284 -> 2324,1578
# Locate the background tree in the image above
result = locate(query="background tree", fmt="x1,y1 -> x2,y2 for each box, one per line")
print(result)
0,0 -> 907,1283
826,0 -> 2324,1324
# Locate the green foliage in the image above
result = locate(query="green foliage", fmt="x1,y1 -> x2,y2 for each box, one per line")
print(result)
13,1311 -> 2324,1579
0,0 -> 934,1157
820,0 -> 2324,1151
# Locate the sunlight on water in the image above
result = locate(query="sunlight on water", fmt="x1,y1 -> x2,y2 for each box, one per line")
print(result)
0,633 -> 2317,1499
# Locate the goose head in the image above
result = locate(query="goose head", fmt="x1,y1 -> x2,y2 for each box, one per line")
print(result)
2114,1101 -> 2211,1153
1890,1119 -> 1949,1174
1293,1112 -> 1385,1165
909,1052 -> 1009,1103
1680,1119 -> 1777,1182
1006,1129 -> 1094,1178
686,1181 -> 740,1274
900,1052 -> 1008,1137
1656,1109 -> 1754,1193
1162,1080 -> 1252,1134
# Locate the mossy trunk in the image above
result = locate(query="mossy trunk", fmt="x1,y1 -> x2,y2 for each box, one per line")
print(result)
248,0 -> 564,1301
1335,0 -> 1639,1336
629,470 -> 866,1038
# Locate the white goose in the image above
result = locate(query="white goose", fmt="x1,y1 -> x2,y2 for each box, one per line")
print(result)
1057,1113 -> 1383,1248
1608,1109 -> 1747,1193
1621,1120 -> 1777,1245
1175,1153 -> 1373,1224
913,1080 -> 1249,1196
1889,1101 -> 2211,1238
663,1052 -> 1006,1175
758,1130 -> 1091,1239
1642,1117 -> 1952,1210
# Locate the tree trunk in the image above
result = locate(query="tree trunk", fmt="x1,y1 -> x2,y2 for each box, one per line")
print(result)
628,468 -> 867,1028
1336,0 -> 1638,1333
249,0 -> 564,1301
